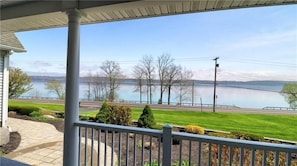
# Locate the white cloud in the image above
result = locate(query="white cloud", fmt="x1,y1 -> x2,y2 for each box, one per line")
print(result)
230,30 -> 296,50
33,61 -> 52,67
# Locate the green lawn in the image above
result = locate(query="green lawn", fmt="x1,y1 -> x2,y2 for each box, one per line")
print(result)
81,109 -> 297,142
8,100 -> 297,142
9,100 -> 64,111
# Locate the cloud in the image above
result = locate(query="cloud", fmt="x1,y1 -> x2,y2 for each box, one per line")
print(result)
33,61 -> 52,67
192,68 -> 297,81
217,70 -> 297,81
230,30 -> 296,50
212,30 -> 296,55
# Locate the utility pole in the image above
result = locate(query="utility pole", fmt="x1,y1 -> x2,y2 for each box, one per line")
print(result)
213,57 -> 219,112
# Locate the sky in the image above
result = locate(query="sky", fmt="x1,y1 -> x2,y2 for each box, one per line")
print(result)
11,4 -> 297,81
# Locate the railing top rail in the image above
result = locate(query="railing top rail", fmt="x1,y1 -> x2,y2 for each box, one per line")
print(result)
173,132 -> 297,152
74,121 -> 162,137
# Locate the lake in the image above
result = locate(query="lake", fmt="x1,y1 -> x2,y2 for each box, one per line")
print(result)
21,80 -> 290,109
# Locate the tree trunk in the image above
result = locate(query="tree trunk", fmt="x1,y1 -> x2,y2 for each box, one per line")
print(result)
159,84 -> 163,104
168,85 -> 171,105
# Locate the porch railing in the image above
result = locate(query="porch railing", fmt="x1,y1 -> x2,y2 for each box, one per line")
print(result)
74,121 -> 297,166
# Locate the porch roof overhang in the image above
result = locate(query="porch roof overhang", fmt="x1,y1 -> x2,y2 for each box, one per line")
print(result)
0,32 -> 26,53
1,0 -> 297,33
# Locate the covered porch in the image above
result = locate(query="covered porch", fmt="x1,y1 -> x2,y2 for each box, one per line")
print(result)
1,0 -> 297,165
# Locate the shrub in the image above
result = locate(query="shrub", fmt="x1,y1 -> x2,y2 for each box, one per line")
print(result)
185,125 -> 205,135
9,105 -> 39,116
113,105 -> 132,126
231,131 -> 264,141
138,105 -> 156,128
29,111 -> 41,117
8,105 -> 21,112
96,102 -> 132,125
96,102 -> 110,123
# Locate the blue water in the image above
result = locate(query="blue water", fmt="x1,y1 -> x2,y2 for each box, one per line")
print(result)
22,81 -> 289,109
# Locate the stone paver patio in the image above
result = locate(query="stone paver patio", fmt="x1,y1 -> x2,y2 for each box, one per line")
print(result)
3,118 -> 116,166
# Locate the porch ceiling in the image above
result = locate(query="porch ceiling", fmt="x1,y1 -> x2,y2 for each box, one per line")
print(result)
1,0 -> 296,33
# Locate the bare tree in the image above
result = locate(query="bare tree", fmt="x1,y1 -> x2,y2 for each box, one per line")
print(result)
92,72 -> 107,101
133,65 -> 145,103
45,80 -> 65,99
140,55 -> 155,104
175,67 -> 193,105
156,54 -> 174,104
85,71 -> 93,100
166,64 -> 181,105
100,60 -> 123,101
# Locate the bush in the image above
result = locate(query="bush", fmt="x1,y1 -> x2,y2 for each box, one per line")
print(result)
231,131 -> 264,141
29,111 -> 41,117
96,102 -> 110,123
185,125 -> 205,135
96,102 -> 132,126
113,105 -> 132,126
138,105 -> 156,128
8,105 -> 39,116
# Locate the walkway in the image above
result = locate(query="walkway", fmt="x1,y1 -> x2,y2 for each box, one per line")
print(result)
4,118 -> 116,166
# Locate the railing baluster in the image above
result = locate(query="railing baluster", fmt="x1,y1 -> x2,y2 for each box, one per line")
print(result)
179,140 -> 183,166
104,130 -> 108,166
262,150 -> 266,166
274,151 -> 279,166
141,134 -> 144,166
133,133 -> 137,166
189,140 -> 192,166
98,129 -> 101,166
240,147 -> 243,166
251,148 -> 255,166
118,132 -> 122,166
198,141 -> 201,166
286,152 -> 291,166
149,136 -> 152,166
111,131 -> 114,166
126,132 -> 129,166
208,143 -> 212,165
91,128 -> 94,166
85,127 -> 88,166
229,146 -> 232,166
218,144 -> 222,166
158,136 -> 161,166
78,126 -> 82,165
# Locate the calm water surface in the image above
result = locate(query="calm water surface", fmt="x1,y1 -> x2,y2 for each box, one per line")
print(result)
22,81 -> 289,109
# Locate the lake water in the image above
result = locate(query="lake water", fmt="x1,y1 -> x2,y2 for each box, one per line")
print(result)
21,81 -> 290,109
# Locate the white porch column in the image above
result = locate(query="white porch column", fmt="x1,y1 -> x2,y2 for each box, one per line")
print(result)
63,9 -> 81,166
2,53 -> 10,128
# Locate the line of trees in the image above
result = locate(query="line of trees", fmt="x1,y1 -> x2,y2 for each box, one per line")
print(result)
8,62 -> 297,109
8,55 -> 194,104
83,54 -> 194,104
133,54 -> 194,105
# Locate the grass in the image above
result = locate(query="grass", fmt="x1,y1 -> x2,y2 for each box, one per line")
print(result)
82,108 -> 297,142
8,100 -> 297,141
9,100 -> 64,112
